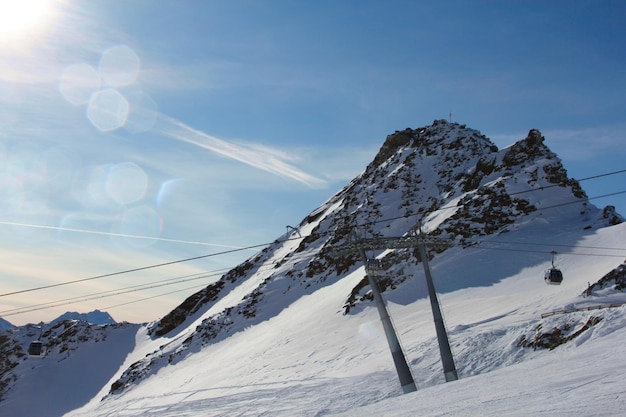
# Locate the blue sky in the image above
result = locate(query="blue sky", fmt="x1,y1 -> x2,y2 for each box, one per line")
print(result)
1,0 -> 625,325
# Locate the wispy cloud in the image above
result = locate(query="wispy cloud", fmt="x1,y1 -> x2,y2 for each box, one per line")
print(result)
154,114 -> 327,188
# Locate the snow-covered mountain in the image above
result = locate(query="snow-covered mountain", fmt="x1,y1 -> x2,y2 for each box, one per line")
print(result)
108,121 -> 622,395
49,310 -> 116,326
1,120 -> 625,416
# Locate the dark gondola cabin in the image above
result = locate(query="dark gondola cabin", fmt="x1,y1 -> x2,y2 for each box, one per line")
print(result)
28,340 -> 45,358
544,251 -> 563,285
545,268 -> 563,285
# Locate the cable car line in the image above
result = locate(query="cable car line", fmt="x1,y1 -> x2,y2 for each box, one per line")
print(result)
465,239 -> 626,252
0,227 -> 318,316
0,271 -> 225,317
0,269 -> 230,315
0,253 -> 313,317
467,245 -> 625,258
102,283 -> 209,311
535,190 -> 626,211
576,168 -> 626,182
354,188 -> 626,230
4,254 -> 305,316
507,168 -> 626,197
3,186 -> 622,301
3,173 -> 625,317
0,169 -> 622,251
8,233 -> 623,318
0,240 -> 294,298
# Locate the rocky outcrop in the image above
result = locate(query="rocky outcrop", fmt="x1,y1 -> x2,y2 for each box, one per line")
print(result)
584,262 -> 626,296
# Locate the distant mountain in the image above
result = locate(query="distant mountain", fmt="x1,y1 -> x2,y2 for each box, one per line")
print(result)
0,319 -> 139,411
49,310 -> 116,326
0,318 -> 14,331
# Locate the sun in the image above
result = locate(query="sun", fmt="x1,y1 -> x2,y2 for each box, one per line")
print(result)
0,0 -> 56,39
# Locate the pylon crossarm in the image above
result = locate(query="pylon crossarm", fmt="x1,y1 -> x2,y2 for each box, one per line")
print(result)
329,235 -> 453,257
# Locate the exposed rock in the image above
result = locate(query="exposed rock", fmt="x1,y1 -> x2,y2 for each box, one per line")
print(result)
518,316 -> 603,350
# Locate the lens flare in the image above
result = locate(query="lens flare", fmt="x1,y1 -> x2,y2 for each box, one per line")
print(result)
98,45 -> 141,88
105,162 -> 148,205
86,88 -> 129,132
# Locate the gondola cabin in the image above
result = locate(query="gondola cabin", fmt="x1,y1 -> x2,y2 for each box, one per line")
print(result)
28,340 -> 46,358
545,268 -> 563,285
544,251 -> 563,285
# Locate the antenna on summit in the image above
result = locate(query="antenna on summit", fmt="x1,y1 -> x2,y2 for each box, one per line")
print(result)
449,112 -> 452,123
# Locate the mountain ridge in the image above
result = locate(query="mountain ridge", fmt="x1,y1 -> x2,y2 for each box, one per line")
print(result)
50,310 -> 116,326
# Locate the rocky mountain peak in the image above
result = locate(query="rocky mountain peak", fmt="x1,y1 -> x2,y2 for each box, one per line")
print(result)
372,120 -> 497,168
